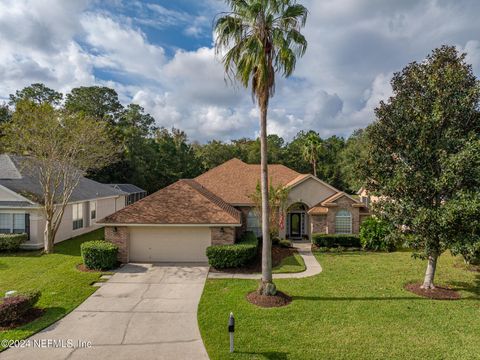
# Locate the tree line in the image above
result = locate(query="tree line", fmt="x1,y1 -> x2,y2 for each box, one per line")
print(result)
0,83 -> 367,194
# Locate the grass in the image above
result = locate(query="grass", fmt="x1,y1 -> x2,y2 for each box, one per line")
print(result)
272,251 -> 306,274
0,229 -> 105,350
198,250 -> 480,360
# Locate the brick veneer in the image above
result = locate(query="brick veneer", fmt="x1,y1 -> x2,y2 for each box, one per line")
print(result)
105,226 -> 129,263
311,197 -> 365,235
211,226 -> 236,245
311,214 -> 327,233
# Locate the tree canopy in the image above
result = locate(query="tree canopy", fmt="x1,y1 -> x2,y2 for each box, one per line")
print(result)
1,82 -> 367,195
361,46 -> 480,289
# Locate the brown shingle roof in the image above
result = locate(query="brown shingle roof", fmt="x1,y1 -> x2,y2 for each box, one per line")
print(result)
99,179 -> 241,225
195,158 -> 302,205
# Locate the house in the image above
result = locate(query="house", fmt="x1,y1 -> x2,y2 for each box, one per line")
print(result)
99,158 -> 370,263
108,184 -> 147,206
0,154 -> 126,249
357,187 -> 380,208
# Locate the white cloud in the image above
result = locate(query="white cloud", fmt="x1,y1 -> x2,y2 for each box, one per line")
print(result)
81,13 -> 166,78
0,0 -> 479,142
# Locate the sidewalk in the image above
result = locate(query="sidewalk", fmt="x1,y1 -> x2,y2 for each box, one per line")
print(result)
208,242 -> 322,280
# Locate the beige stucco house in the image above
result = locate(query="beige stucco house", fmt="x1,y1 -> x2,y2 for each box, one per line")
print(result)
0,154 -> 136,249
100,159 -> 370,263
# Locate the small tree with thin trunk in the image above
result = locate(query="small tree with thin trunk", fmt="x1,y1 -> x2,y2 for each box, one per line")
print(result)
361,46 -> 480,289
1,100 -> 118,253
215,0 -> 308,296
251,182 -> 289,239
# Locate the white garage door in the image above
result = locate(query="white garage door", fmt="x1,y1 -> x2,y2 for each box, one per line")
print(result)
129,226 -> 211,262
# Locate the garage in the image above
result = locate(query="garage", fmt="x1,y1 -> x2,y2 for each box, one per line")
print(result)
129,226 -> 212,263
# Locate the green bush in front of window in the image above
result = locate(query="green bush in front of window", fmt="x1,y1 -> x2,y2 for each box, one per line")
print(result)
311,233 -> 361,248
206,231 -> 258,269
0,233 -> 28,251
81,240 -> 119,270
359,217 -> 396,252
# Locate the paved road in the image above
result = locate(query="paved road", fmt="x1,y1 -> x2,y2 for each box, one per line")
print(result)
3,263 -> 210,360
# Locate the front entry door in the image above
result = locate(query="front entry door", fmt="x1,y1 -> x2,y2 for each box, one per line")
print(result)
289,213 -> 301,238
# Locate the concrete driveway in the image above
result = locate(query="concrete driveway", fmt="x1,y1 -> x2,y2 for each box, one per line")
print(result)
3,263 -> 210,360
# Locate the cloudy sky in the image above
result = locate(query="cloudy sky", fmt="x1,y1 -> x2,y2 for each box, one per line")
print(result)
0,0 -> 479,142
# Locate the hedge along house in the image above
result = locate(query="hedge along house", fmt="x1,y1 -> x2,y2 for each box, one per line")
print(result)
0,154 -> 127,249
99,159 -> 370,263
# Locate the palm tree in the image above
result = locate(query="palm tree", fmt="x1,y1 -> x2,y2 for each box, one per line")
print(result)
302,131 -> 322,176
215,0 -> 308,295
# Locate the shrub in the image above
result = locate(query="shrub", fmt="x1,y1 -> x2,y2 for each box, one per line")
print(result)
278,239 -> 292,248
311,233 -> 361,248
359,217 -> 396,252
206,232 -> 258,269
0,233 -> 28,251
0,290 -> 41,325
81,240 -> 118,270
271,236 -> 280,246
451,241 -> 480,265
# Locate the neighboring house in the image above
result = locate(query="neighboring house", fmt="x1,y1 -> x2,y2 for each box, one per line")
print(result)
357,187 -> 380,208
0,154 -> 126,249
99,158 -> 370,263
108,184 -> 147,206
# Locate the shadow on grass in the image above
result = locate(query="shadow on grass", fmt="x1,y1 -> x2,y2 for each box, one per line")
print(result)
449,275 -> 480,296
236,351 -> 288,360
291,295 -> 426,301
0,250 -> 43,259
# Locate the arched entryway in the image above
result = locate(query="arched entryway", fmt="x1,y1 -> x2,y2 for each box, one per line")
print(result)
286,202 -> 309,240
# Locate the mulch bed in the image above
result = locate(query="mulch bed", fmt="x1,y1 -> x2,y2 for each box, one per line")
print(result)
210,246 -> 297,274
246,290 -> 292,308
76,264 -> 100,272
404,283 -> 461,300
0,308 -> 45,330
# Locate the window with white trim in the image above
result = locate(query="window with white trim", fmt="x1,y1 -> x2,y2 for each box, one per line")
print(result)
246,210 -> 261,237
90,201 -> 96,220
335,209 -> 352,234
72,203 -> 84,230
0,213 -> 26,234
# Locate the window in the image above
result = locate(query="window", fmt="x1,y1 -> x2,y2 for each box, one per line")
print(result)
72,203 -> 84,230
246,210 -> 261,237
335,209 -> 352,234
90,201 -> 96,220
0,213 -> 27,234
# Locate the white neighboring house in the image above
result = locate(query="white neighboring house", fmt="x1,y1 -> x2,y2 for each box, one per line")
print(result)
0,154 -> 127,249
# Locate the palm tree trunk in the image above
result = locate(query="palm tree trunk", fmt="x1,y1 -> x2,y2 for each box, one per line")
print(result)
313,160 -> 317,177
421,253 -> 438,289
258,98 -> 276,296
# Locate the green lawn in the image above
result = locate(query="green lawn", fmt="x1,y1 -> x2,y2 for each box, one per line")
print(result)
198,251 -> 480,360
0,229 -> 105,350
272,252 -> 305,274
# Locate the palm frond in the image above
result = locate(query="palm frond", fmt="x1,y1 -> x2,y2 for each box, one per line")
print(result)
214,0 -> 308,105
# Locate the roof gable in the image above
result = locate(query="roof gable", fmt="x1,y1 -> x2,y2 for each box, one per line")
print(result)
0,155 -> 124,203
99,179 -> 241,225
194,158 -> 302,204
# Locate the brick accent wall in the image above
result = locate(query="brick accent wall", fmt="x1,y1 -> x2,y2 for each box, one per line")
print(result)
105,226 -> 129,263
211,226 -> 236,245
311,215 -> 327,233
325,197 -> 361,234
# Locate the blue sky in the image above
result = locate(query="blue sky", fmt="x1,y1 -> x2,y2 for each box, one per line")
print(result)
0,0 -> 479,142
